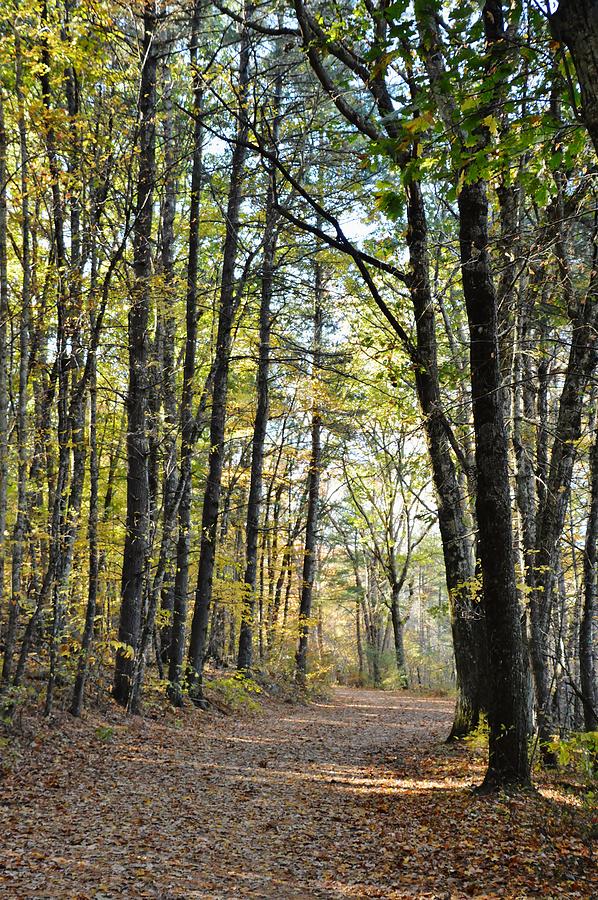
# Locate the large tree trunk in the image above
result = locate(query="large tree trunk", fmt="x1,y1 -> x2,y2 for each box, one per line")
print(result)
113,0 -> 157,706
551,1 -> 598,157
405,180 -> 486,738
458,178 -> 530,790
187,9 -> 250,702
416,0 -> 529,790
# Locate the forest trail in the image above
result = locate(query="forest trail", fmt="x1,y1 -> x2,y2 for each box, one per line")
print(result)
0,688 -> 594,900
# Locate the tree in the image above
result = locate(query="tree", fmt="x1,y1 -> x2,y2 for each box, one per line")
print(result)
295,258 -> 324,684
551,0 -> 598,156
187,6 -> 252,703
237,70 -> 282,671
113,0 -> 158,707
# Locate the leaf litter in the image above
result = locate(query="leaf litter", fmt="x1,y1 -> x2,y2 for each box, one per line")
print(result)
0,688 -> 595,899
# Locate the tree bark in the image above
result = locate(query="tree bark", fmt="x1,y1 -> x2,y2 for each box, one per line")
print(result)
166,0 -> 205,704
551,1 -> 598,157
113,0 -> 157,706
0,92 -> 8,628
389,583 -> 409,688
581,419 -> 598,730
187,7 -> 251,702
70,353 -> 99,716
295,267 -> 323,684
458,177 -> 530,790
405,180 -> 486,738
237,77 -> 281,671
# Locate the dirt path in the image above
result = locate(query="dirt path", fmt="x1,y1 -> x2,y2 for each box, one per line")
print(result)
0,688 -> 594,899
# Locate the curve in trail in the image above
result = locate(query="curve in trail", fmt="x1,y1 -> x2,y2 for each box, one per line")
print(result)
0,688 -> 593,899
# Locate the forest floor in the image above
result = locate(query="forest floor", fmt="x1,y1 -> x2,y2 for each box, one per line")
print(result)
0,686 -> 595,899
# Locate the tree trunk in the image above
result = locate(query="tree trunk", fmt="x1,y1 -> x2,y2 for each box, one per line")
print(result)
356,595 -> 364,686
581,419 -> 598,730
237,80 -> 281,671
113,0 -> 157,706
551,1 -> 598,157
405,180 -> 486,738
187,9 -> 250,702
155,38 -> 178,663
0,92 -> 8,629
70,354 -> 99,716
390,583 -> 409,688
458,178 -> 530,790
39,14 -> 76,714
166,0 -> 205,704
295,263 -> 323,685
532,291 -> 597,752
2,34 -> 29,684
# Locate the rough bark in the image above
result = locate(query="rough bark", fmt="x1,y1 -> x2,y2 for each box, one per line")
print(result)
405,181 -> 486,738
551,0 -> 598,157
458,177 -> 530,790
113,1 -> 157,706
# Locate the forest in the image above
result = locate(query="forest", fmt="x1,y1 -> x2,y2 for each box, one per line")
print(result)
0,0 -> 597,897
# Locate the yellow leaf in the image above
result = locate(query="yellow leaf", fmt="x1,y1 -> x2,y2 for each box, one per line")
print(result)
404,111 -> 434,135
482,115 -> 498,137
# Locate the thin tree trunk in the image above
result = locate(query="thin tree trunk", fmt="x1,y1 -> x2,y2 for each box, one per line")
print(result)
581,419 -> 598,730
155,37 -> 178,662
40,0 -> 75,715
295,264 -> 323,684
390,583 -> 409,688
237,79 -> 281,670
187,7 -> 251,703
113,0 -> 157,706
2,31 -> 30,688
70,354 -> 99,716
167,0 -> 205,705
0,93 -> 8,627
356,595 -> 364,686
533,313 -> 596,750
